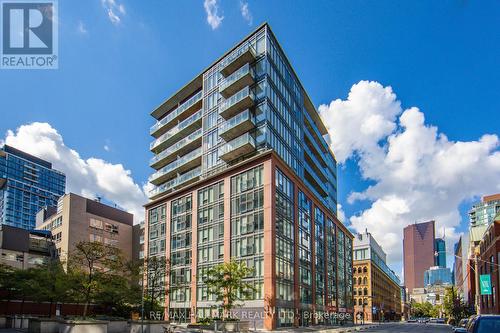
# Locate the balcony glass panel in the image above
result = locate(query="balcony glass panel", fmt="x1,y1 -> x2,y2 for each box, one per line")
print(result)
219,133 -> 256,161
150,110 -> 202,151
219,63 -> 254,98
150,147 -> 202,184
219,86 -> 254,119
150,129 -> 202,167
220,43 -> 256,76
150,91 -> 202,135
219,109 -> 255,141
149,167 -> 202,198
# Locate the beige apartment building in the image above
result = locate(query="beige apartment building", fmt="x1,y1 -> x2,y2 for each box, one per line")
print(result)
36,193 -> 133,261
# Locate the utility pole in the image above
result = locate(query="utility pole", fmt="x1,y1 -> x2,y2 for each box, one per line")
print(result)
474,252 -> 480,315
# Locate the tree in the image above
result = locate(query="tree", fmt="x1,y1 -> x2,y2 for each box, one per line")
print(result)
69,241 -> 125,317
96,260 -> 142,317
144,256 -> 169,314
28,261 -> 72,316
0,264 -> 17,309
204,260 -> 255,319
442,286 -> 474,323
412,302 -> 434,317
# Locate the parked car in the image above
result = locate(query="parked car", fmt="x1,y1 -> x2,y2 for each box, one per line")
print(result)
452,318 -> 469,332
407,318 -> 417,323
466,315 -> 500,332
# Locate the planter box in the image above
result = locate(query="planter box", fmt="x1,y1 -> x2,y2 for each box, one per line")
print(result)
58,320 -> 108,333
107,321 -> 128,333
7,316 -> 30,329
129,320 -> 170,333
29,318 -> 59,333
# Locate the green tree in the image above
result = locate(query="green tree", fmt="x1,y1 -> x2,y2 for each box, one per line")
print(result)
28,261 -> 72,316
204,260 -> 255,319
442,286 -> 474,323
96,260 -> 142,317
0,264 -> 17,308
144,256 -> 169,314
69,241 -> 125,317
412,301 -> 434,317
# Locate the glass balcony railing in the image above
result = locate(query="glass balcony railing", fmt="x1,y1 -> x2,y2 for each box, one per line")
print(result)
220,42 -> 256,77
304,162 -> 328,197
150,110 -> 202,151
149,167 -> 202,199
219,86 -> 254,119
219,133 -> 256,162
219,109 -> 255,141
150,91 -> 202,136
219,63 -> 254,98
150,147 -> 202,184
150,129 -> 202,168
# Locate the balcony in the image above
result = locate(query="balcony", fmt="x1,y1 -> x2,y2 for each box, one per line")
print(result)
304,162 -> 328,198
219,63 -> 255,98
150,148 -> 202,186
150,110 -> 202,153
219,86 -> 254,120
150,129 -> 202,169
219,133 -> 256,162
150,91 -> 203,138
220,43 -> 256,77
219,109 -> 255,141
149,167 -> 202,200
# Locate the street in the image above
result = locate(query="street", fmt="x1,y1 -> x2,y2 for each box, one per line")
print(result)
362,323 -> 451,333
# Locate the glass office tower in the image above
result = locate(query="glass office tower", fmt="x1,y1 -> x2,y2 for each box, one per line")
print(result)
145,23 -> 353,330
0,145 -> 66,230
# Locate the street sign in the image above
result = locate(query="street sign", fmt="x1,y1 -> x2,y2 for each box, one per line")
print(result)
480,274 -> 492,295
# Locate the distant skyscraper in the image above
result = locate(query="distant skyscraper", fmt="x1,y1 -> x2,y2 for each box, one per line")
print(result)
469,194 -> 500,227
0,145 -> 65,230
403,221 -> 436,293
434,238 -> 446,268
424,266 -> 452,286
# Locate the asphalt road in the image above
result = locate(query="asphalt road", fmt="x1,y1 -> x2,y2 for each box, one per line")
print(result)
363,323 -> 452,332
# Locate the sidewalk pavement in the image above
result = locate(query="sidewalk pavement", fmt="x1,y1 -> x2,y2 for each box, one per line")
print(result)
260,324 -> 380,333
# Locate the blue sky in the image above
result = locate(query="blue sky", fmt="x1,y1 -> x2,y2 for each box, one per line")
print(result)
1,1 -> 499,274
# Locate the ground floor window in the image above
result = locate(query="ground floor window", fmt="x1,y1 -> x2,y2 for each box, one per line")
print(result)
276,308 -> 294,327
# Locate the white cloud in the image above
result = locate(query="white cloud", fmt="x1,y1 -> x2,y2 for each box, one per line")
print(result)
101,0 -> 125,25
239,1 -> 252,26
319,81 -> 500,266
104,144 -> 110,151
4,123 -> 147,222
77,21 -> 88,35
204,0 -> 223,30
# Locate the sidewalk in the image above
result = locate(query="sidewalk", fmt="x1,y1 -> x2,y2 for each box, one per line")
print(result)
261,324 -> 379,333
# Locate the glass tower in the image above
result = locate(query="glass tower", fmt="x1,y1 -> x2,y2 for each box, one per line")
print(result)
0,145 -> 66,230
434,238 -> 446,268
146,23 -> 351,330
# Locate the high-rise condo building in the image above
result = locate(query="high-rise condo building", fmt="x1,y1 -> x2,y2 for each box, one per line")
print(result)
403,221 -> 436,294
145,23 -> 353,330
469,193 -> 500,227
0,145 -> 66,230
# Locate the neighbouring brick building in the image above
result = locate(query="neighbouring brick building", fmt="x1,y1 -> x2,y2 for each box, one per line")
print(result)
353,231 -> 402,323
478,213 -> 500,314
36,193 -> 134,262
